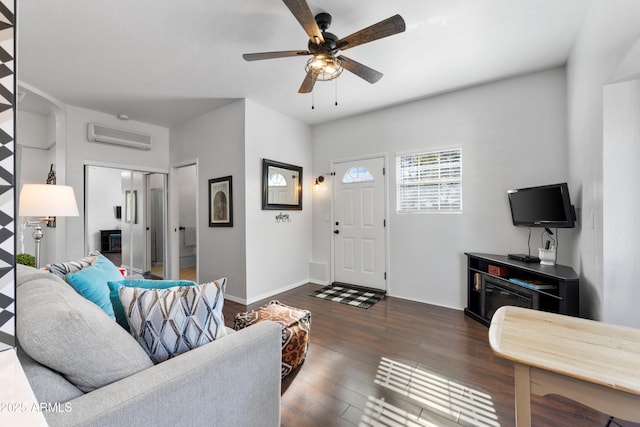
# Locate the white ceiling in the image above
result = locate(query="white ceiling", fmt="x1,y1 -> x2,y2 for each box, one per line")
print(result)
17,0 -> 591,127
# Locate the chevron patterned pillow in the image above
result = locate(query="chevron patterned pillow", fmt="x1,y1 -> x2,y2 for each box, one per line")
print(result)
119,278 -> 227,363
46,254 -> 98,277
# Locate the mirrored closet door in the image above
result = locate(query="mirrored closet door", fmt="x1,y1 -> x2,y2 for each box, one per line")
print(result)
85,165 -> 167,278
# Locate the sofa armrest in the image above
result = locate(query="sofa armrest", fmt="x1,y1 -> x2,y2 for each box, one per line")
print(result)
45,321 -> 282,427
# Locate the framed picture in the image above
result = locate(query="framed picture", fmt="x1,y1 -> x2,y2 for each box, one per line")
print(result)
209,176 -> 233,227
125,190 -> 137,224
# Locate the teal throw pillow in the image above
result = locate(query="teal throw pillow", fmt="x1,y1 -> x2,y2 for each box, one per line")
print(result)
108,279 -> 197,330
65,255 -> 123,318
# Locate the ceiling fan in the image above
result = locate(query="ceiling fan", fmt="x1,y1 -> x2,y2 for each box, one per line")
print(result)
242,0 -> 406,93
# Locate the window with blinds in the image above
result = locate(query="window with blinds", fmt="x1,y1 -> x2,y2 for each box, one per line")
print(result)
396,148 -> 462,213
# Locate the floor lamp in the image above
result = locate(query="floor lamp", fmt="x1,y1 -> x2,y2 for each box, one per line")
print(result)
18,184 -> 79,268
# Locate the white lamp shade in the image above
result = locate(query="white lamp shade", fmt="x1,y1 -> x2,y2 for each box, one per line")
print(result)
19,184 -> 79,217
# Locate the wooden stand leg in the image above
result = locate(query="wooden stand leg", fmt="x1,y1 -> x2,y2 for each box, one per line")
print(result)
514,363 -> 532,427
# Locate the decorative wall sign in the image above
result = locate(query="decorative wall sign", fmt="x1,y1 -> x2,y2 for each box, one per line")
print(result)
209,176 -> 233,227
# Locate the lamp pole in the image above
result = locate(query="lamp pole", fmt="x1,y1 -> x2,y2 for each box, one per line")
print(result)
27,221 -> 44,268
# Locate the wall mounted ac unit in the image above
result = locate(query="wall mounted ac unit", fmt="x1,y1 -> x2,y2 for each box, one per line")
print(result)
87,123 -> 152,150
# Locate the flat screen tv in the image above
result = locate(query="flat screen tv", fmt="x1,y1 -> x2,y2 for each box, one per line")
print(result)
507,183 -> 575,228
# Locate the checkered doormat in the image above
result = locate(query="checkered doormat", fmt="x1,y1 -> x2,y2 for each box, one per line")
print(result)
310,283 -> 385,309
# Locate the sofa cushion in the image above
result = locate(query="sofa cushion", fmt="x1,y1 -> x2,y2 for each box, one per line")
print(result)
119,278 -> 227,364
46,254 -> 98,277
16,265 -> 154,393
65,255 -> 123,318
107,279 -> 197,330
17,342 -> 84,404
16,265 -> 67,288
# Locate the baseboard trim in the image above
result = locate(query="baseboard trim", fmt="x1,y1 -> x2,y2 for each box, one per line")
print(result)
223,294 -> 246,305
224,279 -> 317,306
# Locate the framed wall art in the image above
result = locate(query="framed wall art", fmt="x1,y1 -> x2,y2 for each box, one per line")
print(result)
209,176 -> 233,227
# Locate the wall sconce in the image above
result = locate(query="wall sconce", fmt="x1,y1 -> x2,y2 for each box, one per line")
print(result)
314,176 -> 325,191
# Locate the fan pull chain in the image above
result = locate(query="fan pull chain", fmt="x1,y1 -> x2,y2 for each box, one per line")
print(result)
311,89 -> 315,110
335,79 -> 338,106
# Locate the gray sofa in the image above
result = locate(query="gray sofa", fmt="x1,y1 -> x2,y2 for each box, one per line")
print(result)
16,264 -> 282,427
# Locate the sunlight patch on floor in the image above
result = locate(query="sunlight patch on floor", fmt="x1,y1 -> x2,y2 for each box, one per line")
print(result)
360,396 -> 442,427
361,357 -> 501,427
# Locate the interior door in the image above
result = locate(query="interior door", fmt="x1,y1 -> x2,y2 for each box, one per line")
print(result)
333,157 -> 387,290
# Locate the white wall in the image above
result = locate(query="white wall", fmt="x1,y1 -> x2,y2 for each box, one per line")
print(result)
566,0 -> 640,322
169,101 -> 247,299
16,110 -> 57,264
64,105 -> 170,261
244,99 -> 312,303
603,79 -> 640,327
312,68 -> 570,310
169,99 -> 312,304
17,110 -> 52,149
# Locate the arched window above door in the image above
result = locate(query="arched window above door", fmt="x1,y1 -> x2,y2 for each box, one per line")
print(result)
268,173 -> 287,187
342,166 -> 374,183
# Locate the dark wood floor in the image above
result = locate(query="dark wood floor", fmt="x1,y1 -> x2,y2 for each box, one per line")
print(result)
223,283 -> 639,427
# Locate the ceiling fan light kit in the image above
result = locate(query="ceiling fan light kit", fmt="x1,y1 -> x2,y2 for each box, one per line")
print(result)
243,0 -> 405,99
305,54 -> 343,81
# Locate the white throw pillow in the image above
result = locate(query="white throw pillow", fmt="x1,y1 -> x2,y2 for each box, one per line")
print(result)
119,278 -> 227,363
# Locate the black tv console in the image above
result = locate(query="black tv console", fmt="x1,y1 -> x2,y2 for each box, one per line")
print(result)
464,252 -> 579,326
507,253 -> 540,263
100,229 -> 122,253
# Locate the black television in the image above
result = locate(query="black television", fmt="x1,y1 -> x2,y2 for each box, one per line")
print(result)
507,183 -> 575,228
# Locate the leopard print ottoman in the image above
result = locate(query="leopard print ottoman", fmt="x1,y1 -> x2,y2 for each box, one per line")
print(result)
233,300 -> 311,378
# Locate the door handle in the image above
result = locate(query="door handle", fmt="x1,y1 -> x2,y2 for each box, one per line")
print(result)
334,230 -> 340,234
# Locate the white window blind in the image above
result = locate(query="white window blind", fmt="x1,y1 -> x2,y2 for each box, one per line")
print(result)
396,148 -> 462,213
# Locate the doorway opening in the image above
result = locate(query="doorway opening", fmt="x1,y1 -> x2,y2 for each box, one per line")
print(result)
175,164 -> 198,281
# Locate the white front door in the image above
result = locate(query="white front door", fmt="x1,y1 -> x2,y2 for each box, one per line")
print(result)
333,157 -> 387,290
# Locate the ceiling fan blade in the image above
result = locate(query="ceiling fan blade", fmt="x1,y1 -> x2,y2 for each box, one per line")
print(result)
243,50 -> 311,61
338,56 -> 383,84
337,14 -> 406,51
282,0 -> 324,44
298,71 -> 317,93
